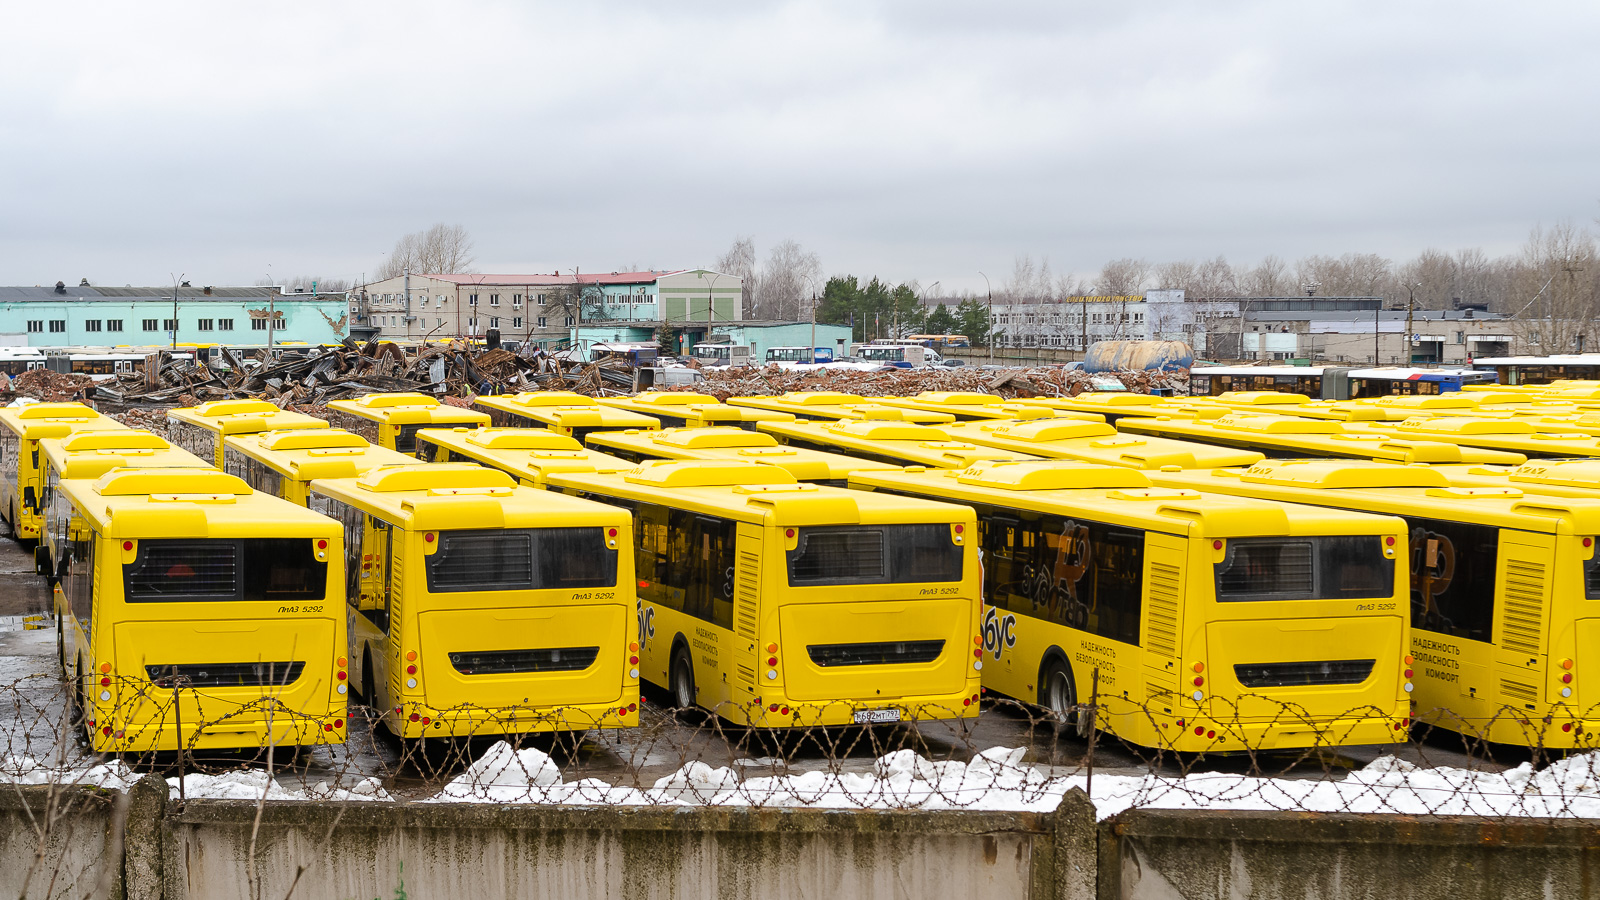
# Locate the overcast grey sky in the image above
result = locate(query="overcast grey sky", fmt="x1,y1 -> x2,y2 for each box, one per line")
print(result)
3,0 -> 1597,292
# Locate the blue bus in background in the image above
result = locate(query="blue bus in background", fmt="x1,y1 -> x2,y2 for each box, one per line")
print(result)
1189,365 -> 1497,399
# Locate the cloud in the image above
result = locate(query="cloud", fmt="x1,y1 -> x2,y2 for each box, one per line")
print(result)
1,0 -> 1597,290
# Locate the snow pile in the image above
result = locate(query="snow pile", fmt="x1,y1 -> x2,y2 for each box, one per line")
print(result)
418,742 -> 1600,819
170,770 -> 391,802
0,754 -> 139,790
428,742 -> 647,805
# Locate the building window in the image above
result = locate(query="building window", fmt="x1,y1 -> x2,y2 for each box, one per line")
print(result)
469,317 -> 477,328
436,318 -> 443,327
489,294 -> 500,307
537,316 -> 547,328
437,295 -> 446,305
490,317 -> 500,328
49,320 -> 65,333
513,317 -> 522,328
197,319 -> 214,331
142,319 -> 158,331
106,320 -> 123,332
163,318 -> 177,331
252,318 -> 268,331
468,294 -> 478,306
26,321 -> 42,333
218,319 -> 233,331
513,294 -> 522,307
537,294 -> 546,305
1455,332 -> 1464,344
564,316 -> 575,326
84,320 -> 102,332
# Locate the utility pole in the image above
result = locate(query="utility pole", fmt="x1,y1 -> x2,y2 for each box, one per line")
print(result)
403,267 -> 411,342
979,271 -> 992,364
170,273 -> 183,351
1405,282 -> 1419,365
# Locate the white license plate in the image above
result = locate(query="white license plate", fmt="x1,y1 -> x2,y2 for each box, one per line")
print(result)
853,708 -> 902,725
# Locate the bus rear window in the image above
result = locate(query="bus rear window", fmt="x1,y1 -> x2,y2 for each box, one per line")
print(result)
787,524 -> 962,586
124,539 -> 326,603
1215,536 -> 1393,602
426,527 -> 617,593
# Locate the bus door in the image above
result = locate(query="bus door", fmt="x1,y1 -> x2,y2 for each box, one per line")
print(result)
353,518 -> 393,702
1141,532 -> 1186,709
680,514 -> 735,705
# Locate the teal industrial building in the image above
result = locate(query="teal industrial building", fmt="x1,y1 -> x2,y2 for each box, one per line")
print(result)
0,284 -> 349,347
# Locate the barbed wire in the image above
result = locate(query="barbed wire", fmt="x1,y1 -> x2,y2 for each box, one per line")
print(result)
4,669 -> 1599,820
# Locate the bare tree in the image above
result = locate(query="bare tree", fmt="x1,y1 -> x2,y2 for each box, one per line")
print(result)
1093,258 -> 1150,296
754,239 -> 822,320
1505,221 -> 1598,353
1241,255 -> 1289,296
716,237 -> 759,318
1293,252 -> 1392,296
376,224 -> 475,280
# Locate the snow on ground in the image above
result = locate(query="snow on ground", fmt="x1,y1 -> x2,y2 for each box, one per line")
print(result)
168,770 -> 392,802
419,743 -> 1600,819
4,743 -> 1600,818
0,754 -> 140,790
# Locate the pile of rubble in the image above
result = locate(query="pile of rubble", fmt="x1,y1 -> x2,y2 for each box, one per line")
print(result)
83,340 -> 635,409
689,364 -> 1185,401
9,369 -> 97,402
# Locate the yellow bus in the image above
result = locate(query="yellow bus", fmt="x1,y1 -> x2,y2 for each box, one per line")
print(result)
0,402 -> 127,544
597,392 -> 797,430
222,429 -> 415,506
309,464 -> 638,739
1150,459 -> 1600,748
55,467 -> 346,753
848,460 -> 1411,751
1114,413 -> 1526,465
941,411 -> 1266,469
758,419 -> 1039,468
1010,392 -> 1174,424
584,427 -> 901,485
1172,391 -> 1394,422
414,426 -> 633,487
728,391 -> 961,424
473,391 -> 661,442
545,460 -> 983,728
324,392 -> 490,452
876,392 -> 1102,422
1367,416 -> 1600,459
39,431 -> 210,578
166,399 -> 330,467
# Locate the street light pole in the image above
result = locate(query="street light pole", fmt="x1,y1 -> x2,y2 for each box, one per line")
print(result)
1405,282 -> 1420,365
170,272 -> 183,351
979,271 -> 992,364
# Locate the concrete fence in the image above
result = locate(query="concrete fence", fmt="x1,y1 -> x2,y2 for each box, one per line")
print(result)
2,776 -> 1597,900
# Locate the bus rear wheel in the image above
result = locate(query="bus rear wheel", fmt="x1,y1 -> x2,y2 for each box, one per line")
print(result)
669,645 -> 697,718
1038,660 -> 1080,735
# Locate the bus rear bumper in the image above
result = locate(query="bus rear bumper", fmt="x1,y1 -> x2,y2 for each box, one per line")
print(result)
750,690 -> 983,728
391,693 -> 641,738
87,714 -> 347,753
1133,711 -> 1410,754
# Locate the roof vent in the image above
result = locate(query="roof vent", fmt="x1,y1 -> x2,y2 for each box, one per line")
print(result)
78,278 -> 90,287
180,281 -> 190,287
54,281 -> 66,294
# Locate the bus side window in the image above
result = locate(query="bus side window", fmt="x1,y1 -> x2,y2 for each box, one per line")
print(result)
355,517 -> 391,634
1407,517 -> 1496,643
978,507 -> 1020,612
69,537 -> 94,628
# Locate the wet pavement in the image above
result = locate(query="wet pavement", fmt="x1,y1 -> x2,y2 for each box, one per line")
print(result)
0,534 -> 1507,798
